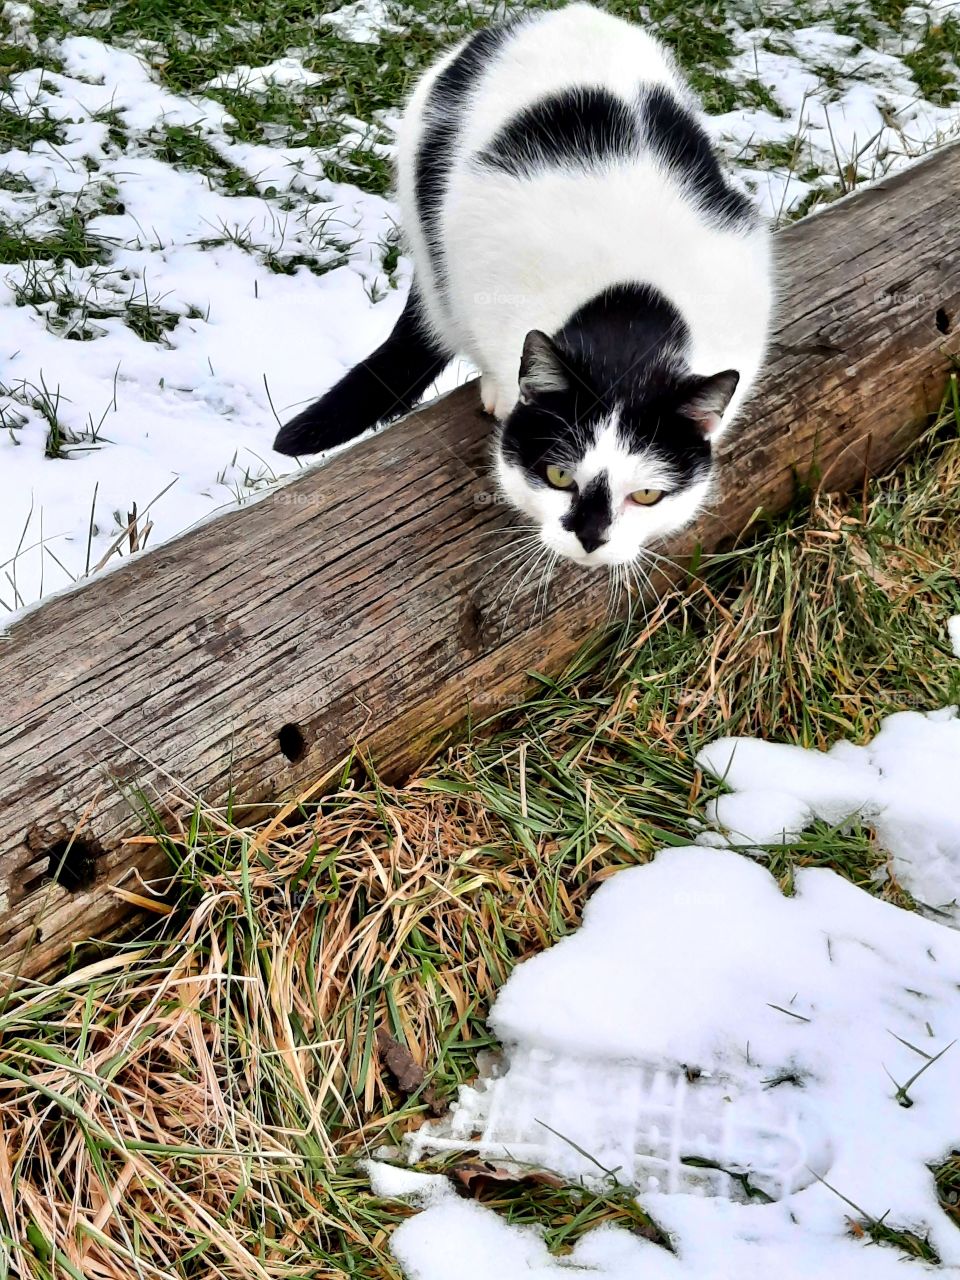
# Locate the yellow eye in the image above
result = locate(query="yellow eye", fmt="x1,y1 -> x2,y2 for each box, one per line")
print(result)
629,489 -> 665,506
545,464 -> 576,490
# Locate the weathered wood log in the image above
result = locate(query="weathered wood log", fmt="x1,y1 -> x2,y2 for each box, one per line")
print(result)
2,141 -> 959,980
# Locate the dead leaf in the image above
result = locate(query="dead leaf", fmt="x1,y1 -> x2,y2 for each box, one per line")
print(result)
452,1158 -> 565,1195
375,1029 -> 444,1116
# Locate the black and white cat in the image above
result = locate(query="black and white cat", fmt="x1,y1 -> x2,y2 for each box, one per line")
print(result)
274,3 -> 772,568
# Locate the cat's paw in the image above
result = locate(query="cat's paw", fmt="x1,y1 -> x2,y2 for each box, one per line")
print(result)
493,390 -> 517,421
479,373 -> 500,417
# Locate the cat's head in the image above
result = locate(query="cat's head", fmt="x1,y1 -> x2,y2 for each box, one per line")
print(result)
495,296 -> 739,568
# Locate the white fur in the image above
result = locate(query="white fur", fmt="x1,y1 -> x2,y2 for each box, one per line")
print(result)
395,3 -> 773,566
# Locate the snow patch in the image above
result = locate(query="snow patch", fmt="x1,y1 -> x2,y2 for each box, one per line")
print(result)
317,0 -> 404,44
391,1194 -> 938,1280
205,58 -> 323,93
698,707 -> 960,919
395,846 -> 960,1270
364,1160 -> 455,1206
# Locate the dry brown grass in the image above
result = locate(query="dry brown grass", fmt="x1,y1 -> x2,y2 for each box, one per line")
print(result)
2,391 -> 960,1278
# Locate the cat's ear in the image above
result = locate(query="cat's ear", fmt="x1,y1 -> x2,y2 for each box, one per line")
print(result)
519,330 -> 570,401
677,370 -> 740,438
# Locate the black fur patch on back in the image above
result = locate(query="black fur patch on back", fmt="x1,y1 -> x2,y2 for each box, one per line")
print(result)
640,85 -> 754,227
500,282 -> 713,489
478,87 -> 639,176
473,75 -> 753,229
415,25 -> 509,292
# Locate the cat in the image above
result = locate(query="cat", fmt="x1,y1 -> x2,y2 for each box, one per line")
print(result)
273,2 -> 772,568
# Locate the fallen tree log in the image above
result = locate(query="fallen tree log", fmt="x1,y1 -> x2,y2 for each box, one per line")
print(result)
2,141 -> 959,980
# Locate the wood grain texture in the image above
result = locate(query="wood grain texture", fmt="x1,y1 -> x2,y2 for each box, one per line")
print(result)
2,141 -> 959,980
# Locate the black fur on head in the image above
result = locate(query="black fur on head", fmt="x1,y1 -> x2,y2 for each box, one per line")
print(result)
500,282 -> 739,490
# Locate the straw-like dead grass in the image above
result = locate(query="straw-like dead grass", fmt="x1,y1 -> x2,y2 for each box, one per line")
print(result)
2,382 -> 960,1278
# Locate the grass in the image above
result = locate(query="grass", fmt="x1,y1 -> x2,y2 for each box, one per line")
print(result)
147,125 -> 264,198
0,212 -> 107,270
2,388 -> 960,1277
936,1152 -> 960,1229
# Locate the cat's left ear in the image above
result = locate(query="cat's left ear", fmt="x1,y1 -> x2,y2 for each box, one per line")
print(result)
677,370 -> 740,438
519,330 -> 571,402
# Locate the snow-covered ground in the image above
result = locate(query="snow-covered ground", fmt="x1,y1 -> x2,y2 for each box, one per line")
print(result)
374,702 -> 960,1276
697,703 -> 960,921
0,27 -> 405,615
2,0 -> 960,615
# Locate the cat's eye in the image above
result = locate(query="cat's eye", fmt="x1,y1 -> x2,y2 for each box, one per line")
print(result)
545,464 -> 576,490
629,488 -> 665,506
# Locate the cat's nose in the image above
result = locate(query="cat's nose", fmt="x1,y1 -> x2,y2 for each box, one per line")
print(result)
577,530 -> 608,554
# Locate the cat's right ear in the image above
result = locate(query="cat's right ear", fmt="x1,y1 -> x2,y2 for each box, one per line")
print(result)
676,370 -> 740,438
519,330 -> 570,401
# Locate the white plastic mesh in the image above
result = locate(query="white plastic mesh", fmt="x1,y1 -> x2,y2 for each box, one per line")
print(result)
406,1048 -> 830,1201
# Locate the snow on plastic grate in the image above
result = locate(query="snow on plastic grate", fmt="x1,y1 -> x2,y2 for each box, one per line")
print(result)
406,1047 -> 828,1202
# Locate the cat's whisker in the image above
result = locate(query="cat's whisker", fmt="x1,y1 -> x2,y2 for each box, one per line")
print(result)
463,528 -> 540,554
470,551 -> 540,597
464,522 -> 541,540
474,537 -> 543,593
627,558 -> 657,632
461,533 -> 543,573
489,538 -> 543,613
609,560 -> 624,619
614,562 -> 628,617
534,549 -> 558,619
617,563 -> 633,621
495,556 -> 537,633
500,543 -> 550,636
641,545 -> 699,592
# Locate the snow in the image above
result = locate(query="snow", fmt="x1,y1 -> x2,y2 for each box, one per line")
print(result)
2,1 -> 36,48
391,1195 -> 935,1280
0,33 -> 404,613
387,706 -> 960,1276
710,24 -> 960,219
317,0 -> 405,43
364,1159 -> 456,1206
205,58 -> 324,93
698,705 -> 960,920
949,616 -> 960,659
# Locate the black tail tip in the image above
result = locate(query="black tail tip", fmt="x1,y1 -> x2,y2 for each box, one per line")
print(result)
272,405 -> 327,458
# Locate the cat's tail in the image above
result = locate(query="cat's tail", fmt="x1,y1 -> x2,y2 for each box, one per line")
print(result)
272,283 -> 451,456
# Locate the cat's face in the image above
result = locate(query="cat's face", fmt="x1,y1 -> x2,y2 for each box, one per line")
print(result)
496,330 -> 738,568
